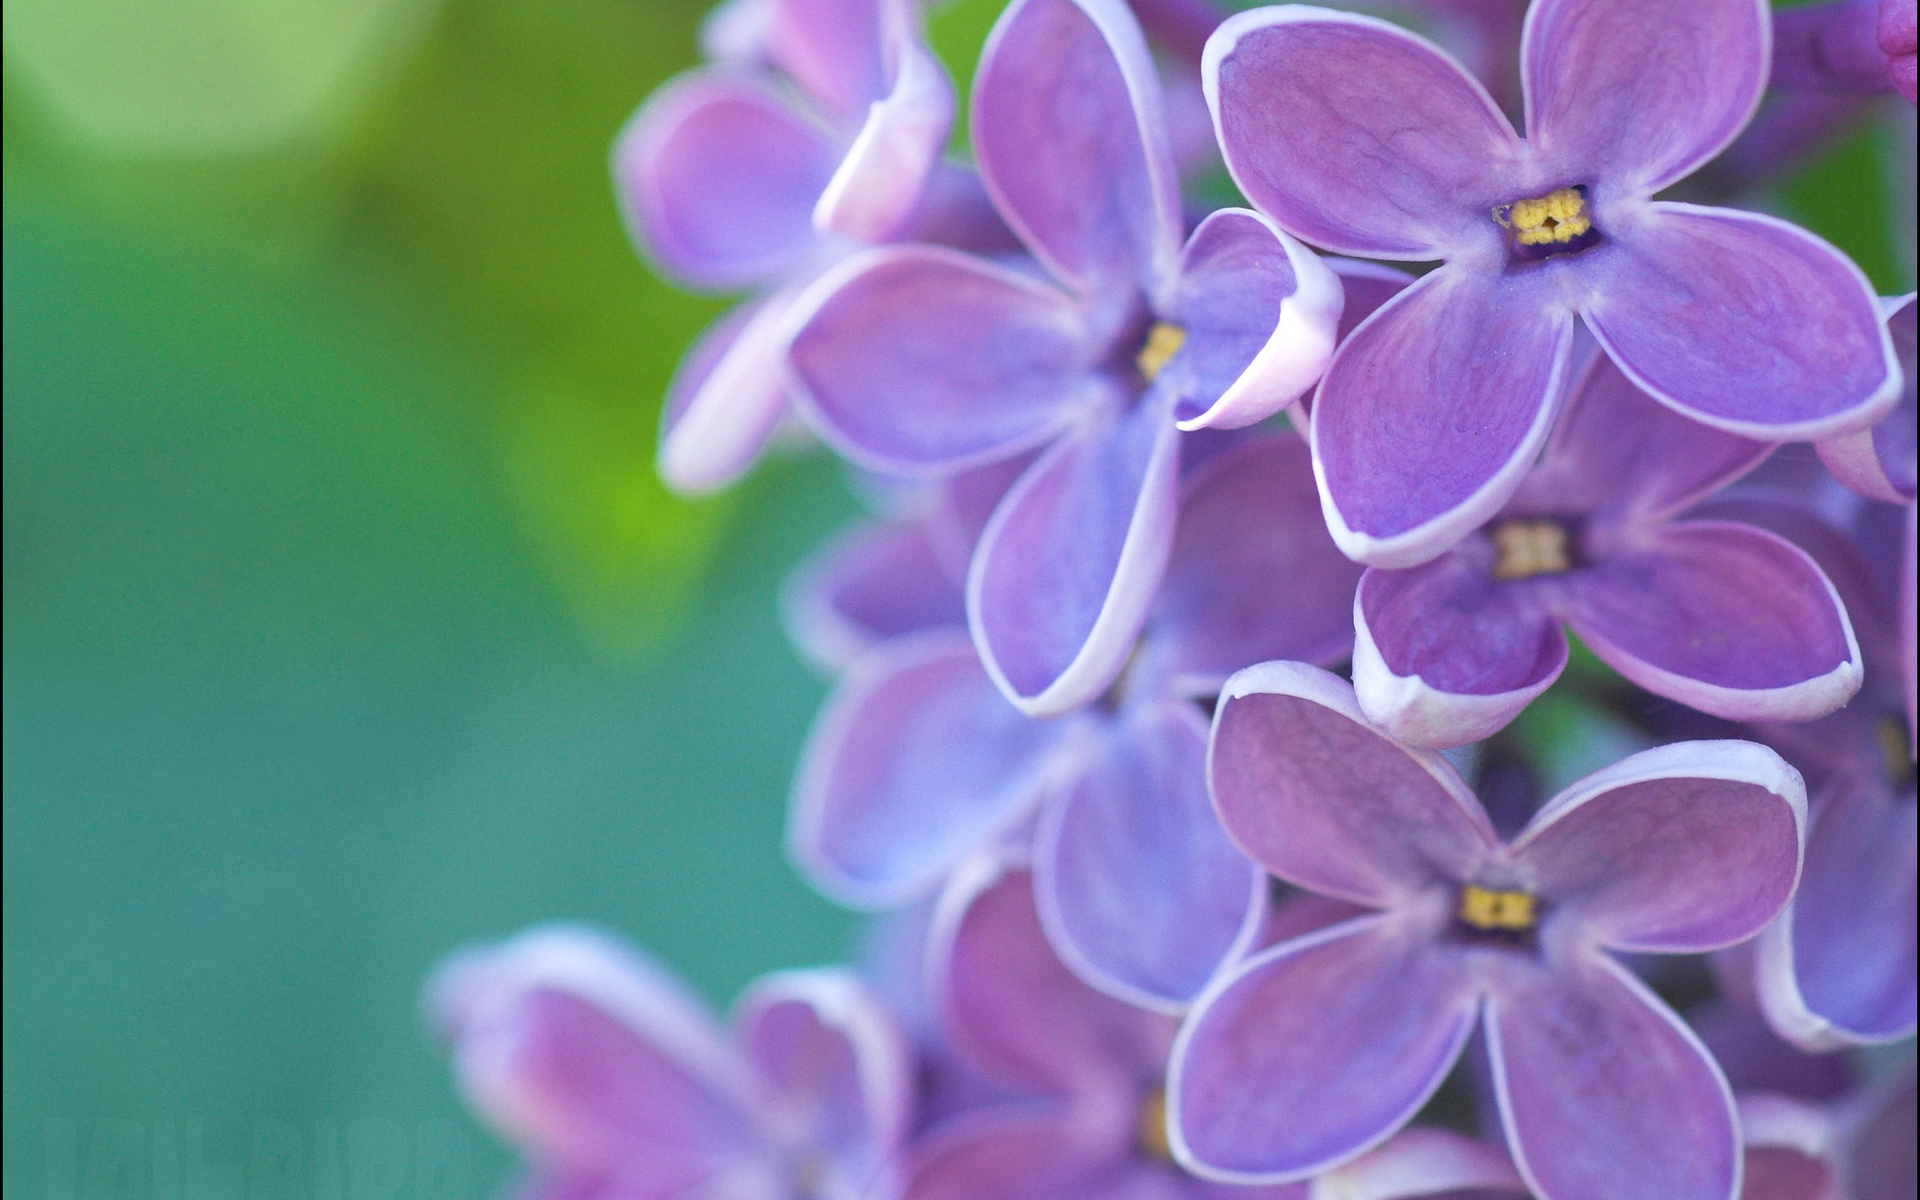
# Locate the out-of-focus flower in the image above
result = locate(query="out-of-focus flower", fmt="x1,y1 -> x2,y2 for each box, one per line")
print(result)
1352,346 -> 1862,750
1819,294 -> 1917,745
1885,0 -> 1920,100
1697,1004 -> 1916,1200
1705,502 -> 1919,1051
1170,663 -> 1806,1200
787,0 -> 1341,716
1204,0 -> 1902,569
789,434 -> 1361,1009
900,850 -> 1531,1200
1771,0 -> 1919,101
615,0 -> 989,494
427,925 -> 915,1200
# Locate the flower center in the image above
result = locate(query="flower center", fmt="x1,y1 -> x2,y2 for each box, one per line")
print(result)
1135,322 -> 1186,383
1138,1088 -> 1173,1161
1878,715 -> 1915,791
1494,186 -> 1599,260
1490,518 -> 1573,581
1457,884 -> 1538,932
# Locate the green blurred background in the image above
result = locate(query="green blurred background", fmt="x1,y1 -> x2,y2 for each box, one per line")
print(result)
3,1 -> 1912,1197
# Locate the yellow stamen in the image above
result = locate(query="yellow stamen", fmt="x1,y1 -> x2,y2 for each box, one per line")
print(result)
1490,519 -> 1572,581
1878,716 -> 1913,786
1459,884 -> 1538,932
1498,187 -> 1592,246
1136,322 -> 1186,382
1137,1089 -> 1173,1161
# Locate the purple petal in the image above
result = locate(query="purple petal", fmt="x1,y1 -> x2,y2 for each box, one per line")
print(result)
896,1109 -> 1109,1200
813,33 -> 955,243
1521,0 -> 1768,196
1818,293 -> 1918,503
1583,203 -> 1900,440
613,69 -> 835,290
1150,434 -> 1364,689
657,291 -> 797,495
1562,520 -> 1863,722
973,0 -> 1183,297
930,852 -> 1171,1097
428,926 -> 757,1181
1845,1067 -> 1919,1200
787,246 -> 1094,474
1486,954 -> 1738,1200
1353,551 -> 1568,750
1315,1127 -> 1528,1200
781,519 -> 965,674
1209,663 -> 1498,909
1510,740 -> 1806,953
1168,208 -> 1342,432
764,0 -> 887,120
922,452 -> 1038,582
968,390 -> 1183,716
1034,699 -> 1264,1013
788,629 -> 1065,907
1168,916 -> 1480,1182
1756,774 -> 1917,1046
1202,8 -> 1522,260
733,969 -> 914,1191
1312,264 -> 1574,568
1689,1001 -> 1854,1101
1514,351 -> 1774,527
1288,260 -> 1416,436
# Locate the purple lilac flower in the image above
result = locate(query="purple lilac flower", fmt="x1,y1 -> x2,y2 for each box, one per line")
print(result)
1351,345 -> 1863,750
1700,502 -> 1919,1051
1203,0 -> 1903,569
615,0 -> 989,494
899,849 -> 1530,1200
1819,294 -> 1917,741
1168,662 -> 1807,1199
1772,0 -> 1907,95
1736,1073 -> 1917,1200
427,925 -> 915,1200
786,0 -> 1342,716
1687,1002 -> 1916,1200
789,434 -> 1361,1009
1887,0 -> 1920,99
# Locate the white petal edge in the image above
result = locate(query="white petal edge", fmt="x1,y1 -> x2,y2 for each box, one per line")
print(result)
967,404 -> 1182,717
1176,209 -> 1344,432
1565,524 -> 1864,724
1350,583 -> 1565,750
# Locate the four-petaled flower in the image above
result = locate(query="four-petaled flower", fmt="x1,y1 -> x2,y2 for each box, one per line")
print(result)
788,0 -> 1342,717
428,925 -> 914,1200
1204,0 -> 1902,568
1169,663 -> 1806,1200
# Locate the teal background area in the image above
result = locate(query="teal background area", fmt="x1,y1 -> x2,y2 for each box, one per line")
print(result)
3,187 -> 859,1193
3,2 -> 1913,1199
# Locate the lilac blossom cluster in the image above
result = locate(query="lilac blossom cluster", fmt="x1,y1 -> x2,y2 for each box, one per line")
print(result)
425,1 -> 1918,1197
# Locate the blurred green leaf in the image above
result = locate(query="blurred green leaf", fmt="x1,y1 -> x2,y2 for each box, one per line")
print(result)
3,0 -> 437,153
